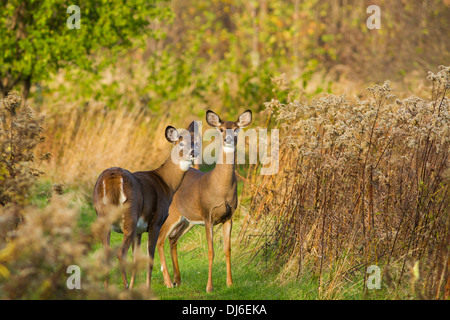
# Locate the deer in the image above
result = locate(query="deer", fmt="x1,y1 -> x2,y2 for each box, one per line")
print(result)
156,109 -> 252,292
93,122 -> 199,290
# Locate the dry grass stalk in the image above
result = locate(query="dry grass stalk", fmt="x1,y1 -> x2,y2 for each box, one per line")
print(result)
240,66 -> 450,299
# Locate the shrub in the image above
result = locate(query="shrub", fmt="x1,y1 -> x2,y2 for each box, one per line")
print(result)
240,66 -> 449,299
0,91 -> 49,207
0,195 -> 153,299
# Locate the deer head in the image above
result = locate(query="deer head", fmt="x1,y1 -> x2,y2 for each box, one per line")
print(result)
205,110 -> 252,153
166,122 -> 199,171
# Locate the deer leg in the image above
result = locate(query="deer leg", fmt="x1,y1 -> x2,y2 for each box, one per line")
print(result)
223,218 -> 233,287
205,221 -> 214,292
129,233 -> 142,289
169,220 -> 192,286
157,222 -> 174,288
169,239 -> 180,286
146,225 -> 161,288
118,230 -> 134,290
102,230 -> 111,288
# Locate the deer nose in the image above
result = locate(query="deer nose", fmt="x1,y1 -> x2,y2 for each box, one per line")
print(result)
225,136 -> 233,144
190,149 -> 198,158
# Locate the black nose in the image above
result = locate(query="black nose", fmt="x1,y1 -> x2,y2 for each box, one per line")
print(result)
190,149 -> 198,158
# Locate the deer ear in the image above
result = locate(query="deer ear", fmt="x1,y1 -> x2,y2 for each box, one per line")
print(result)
206,110 -> 224,128
187,121 -> 197,133
165,126 -> 179,143
236,110 -> 252,128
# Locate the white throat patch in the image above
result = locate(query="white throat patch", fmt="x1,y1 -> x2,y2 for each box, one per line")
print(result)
179,160 -> 192,171
223,145 -> 235,153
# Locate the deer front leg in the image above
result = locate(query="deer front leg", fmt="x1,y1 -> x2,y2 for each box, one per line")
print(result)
205,221 -> 214,292
223,218 -> 233,287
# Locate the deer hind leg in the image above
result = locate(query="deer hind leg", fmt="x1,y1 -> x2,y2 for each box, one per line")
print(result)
157,214 -> 179,288
117,229 -> 135,290
129,233 -> 142,289
168,217 -> 192,286
101,229 -> 111,288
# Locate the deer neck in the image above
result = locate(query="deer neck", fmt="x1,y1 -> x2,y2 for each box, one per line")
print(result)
210,147 -> 236,186
154,156 -> 190,194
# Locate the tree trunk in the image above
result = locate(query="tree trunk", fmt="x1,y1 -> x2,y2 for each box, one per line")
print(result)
22,76 -> 32,104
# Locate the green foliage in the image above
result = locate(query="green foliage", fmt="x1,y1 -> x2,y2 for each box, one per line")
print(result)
0,0 -> 172,96
36,1 -> 450,120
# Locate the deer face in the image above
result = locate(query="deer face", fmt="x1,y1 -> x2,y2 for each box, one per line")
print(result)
206,110 -> 252,153
165,123 -> 199,170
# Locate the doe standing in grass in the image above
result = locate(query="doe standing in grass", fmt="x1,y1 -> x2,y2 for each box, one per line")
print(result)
93,122 -> 198,289
157,110 -> 252,292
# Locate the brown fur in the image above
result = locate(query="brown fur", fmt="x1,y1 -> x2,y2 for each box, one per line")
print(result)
102,170 -> 127,205
93,124 -> 197,290
157,110 -> 252,292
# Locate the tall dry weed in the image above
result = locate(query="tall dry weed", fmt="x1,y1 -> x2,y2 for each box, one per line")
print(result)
39,101 -> 171,191
0,195 -> 154,299
240,66 -> 449,299
0,91 -> 49,206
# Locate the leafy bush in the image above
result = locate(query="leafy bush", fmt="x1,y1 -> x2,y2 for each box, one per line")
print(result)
0,0 -> 172,98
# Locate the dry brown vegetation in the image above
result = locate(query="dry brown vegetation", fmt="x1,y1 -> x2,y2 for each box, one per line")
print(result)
41,102 -> 170,189
0,94 -> 154,299
0,1 -> 449,300
0,195 -> 154,299
238,66 -> 449,299
0,92 -> 48,207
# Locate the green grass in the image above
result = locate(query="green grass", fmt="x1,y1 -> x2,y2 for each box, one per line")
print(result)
74,194 -> 313,299
34,181 -> 392,300
130,228 -> 314,300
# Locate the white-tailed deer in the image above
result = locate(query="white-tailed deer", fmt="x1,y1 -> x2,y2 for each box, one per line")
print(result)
157,110 -> 252,292
93,122 -> 198,289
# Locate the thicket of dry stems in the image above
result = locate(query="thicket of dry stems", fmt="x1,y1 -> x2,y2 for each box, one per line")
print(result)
41,101 -> 171,190
240,66 -> 449,299
0,92 -> 48,207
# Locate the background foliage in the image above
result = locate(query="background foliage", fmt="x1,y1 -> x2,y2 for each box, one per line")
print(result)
0,0 -> 172,98
0,0 -> 449,299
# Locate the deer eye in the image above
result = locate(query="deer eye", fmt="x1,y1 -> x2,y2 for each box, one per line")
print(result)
220,128 -> 224,132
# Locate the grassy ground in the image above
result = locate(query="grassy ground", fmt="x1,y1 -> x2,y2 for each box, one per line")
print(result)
29,179 -> 394,300
79,196 -> 389,299
121,229 -> 308,300
27,166 -> 403,300
83,207 -> 309,299
98,220 -> 391,300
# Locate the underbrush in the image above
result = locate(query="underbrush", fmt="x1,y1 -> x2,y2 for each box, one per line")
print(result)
1,67 -> 448,299
239,66 -> 449,299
